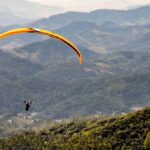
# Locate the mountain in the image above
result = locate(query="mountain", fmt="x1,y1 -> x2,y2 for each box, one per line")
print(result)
0,48 -> 43,79
1,107 -> 150,149
0,26 -> 150,119
0,5 -> 150,146
91,6 -> 150,25
30,6 -> 150,30
0,5 -> 150,128
55,21 -> 150,53
1,6 -> 150,50
0,34 -> 150,118
55,21 -> 128,52
113,31 -> 150,52
0,0 -> 63,26
1,21 -> 150,52
29,11 -> 89,30
0,69 -> 149,120
11,39 -> 98,65
95,51 -> 150,72
27,71 -> 150,119
12,39 -> 150,76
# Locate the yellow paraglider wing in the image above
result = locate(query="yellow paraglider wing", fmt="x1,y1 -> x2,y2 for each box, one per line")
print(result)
0,28 -> 82,64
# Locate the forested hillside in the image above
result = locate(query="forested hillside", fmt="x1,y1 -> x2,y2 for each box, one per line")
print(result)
0,107 -> 150,149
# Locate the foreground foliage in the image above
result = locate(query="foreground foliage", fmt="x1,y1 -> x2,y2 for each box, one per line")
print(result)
0,107 -> 150,149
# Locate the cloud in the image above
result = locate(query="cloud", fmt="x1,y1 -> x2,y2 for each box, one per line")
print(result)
28,0 -> 150,11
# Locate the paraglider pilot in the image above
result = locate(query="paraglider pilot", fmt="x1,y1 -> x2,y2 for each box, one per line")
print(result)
24,100 -> 32,112
24,100 -> 32,119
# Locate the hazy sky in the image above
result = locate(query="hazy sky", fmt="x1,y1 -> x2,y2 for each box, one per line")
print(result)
28,0 -> 150,11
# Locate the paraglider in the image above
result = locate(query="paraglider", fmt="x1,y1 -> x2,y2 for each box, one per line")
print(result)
0,28 -> 83,118
0,28 -> 83,64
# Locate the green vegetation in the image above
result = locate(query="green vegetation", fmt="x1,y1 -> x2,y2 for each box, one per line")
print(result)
0,58 -> 150,121
0,107 -> 150,149
144,132 -> 150,149
0,47 -> 150,119
0,7 -> 150,122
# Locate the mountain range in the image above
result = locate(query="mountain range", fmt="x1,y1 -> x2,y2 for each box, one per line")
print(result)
30,6 -> 150,30
1,6 -> 150,51
0,43 -> 150,119
0,6 -> 150,123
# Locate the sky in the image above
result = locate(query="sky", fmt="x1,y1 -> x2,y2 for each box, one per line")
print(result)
28,0 -> 150,11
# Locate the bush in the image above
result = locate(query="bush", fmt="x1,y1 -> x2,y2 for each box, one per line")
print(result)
144,132 -> 150,148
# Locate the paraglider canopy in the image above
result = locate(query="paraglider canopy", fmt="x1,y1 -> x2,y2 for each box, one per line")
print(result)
0,28 -> 83,64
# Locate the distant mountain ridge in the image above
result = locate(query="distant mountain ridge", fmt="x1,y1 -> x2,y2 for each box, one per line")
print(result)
31,6 -> 150,30
1,21 -> 150,53
1,5 -> 150,27
1,6 -> 150,50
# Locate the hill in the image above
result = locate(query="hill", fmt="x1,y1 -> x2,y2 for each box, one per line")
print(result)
31,6 -> 150,30
0,40 -> 150,120
0,107 -> 150,149
1,22 -> 150,52
0,69 -> 149,120
1,6 -> 150,50
28,71 -> 150,119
